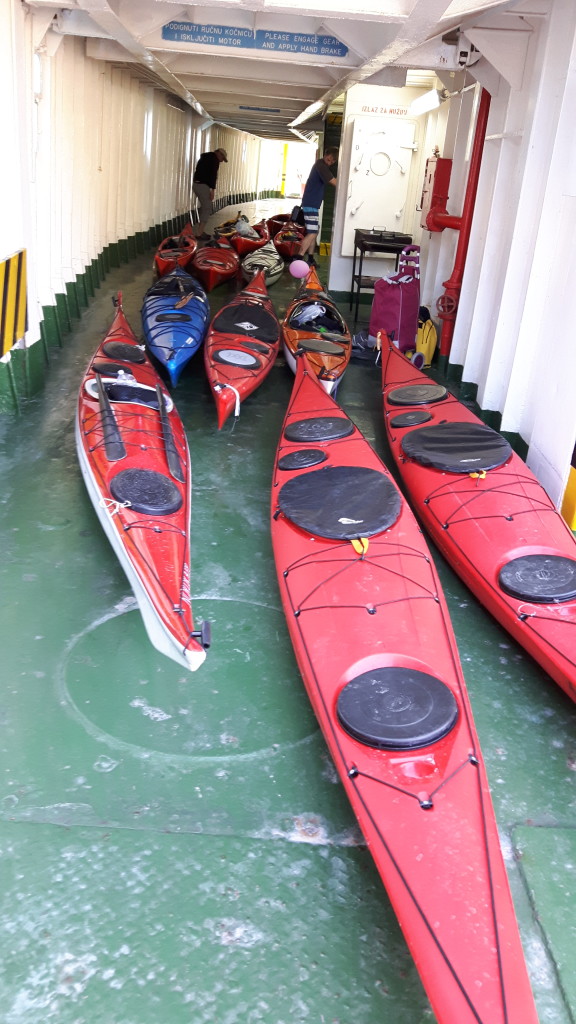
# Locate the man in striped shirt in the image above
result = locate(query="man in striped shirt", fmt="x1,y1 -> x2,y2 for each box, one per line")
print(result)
297,147 -> 339,266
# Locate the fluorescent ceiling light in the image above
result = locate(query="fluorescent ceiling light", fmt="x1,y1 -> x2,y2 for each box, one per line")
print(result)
409,89 -> 444,116
288,100 -> 325,128
289,128 -> 318,145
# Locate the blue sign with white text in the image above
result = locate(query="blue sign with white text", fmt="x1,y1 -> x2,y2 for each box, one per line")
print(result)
162,22 -> 348,58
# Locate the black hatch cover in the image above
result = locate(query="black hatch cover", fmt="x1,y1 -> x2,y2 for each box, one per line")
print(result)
401,421 -> 512,473
278,465 -> 401,539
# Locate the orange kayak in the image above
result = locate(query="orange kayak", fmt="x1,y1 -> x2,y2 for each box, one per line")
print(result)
281,266 -> 351,393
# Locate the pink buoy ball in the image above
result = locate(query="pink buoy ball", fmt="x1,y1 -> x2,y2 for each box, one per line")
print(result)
289,259 -> 310,279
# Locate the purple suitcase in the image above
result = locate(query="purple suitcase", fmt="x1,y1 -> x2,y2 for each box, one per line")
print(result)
369,245 -> 420,353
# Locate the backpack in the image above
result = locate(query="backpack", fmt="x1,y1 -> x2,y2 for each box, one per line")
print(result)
290,205 -> 306,228
415,306 -> 438,367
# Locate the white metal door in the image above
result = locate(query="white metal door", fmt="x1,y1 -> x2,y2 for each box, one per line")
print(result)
341,115 -> 417,256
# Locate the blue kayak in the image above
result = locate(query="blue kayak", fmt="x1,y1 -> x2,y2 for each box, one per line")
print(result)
141,267 -> 209,386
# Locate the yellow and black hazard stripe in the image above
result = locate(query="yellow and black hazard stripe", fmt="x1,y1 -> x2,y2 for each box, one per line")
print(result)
0,250 -> 27,356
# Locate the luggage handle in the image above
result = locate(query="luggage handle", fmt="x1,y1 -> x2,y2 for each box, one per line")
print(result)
399,245 -> 421,275
371,227 -> 411,237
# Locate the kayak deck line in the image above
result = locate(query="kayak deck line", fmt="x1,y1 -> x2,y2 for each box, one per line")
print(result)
346,747 -> 481,808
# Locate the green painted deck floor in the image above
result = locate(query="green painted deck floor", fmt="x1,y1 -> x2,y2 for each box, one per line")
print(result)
1,234 -> 576,1023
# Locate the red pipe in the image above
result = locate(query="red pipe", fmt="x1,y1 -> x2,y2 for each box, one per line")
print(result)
428,88 -> 491,357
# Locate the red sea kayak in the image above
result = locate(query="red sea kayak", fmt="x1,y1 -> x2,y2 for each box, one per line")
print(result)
229,219 -> 270,256
266,212 -> 290,237
203,269 -> 280,428
382,335 -> 576,703
154,233 -> 197,277
190,239 -> 240,292
273,222 -> 304,258
271,356 -> 539,1024
75,295 -> 210,671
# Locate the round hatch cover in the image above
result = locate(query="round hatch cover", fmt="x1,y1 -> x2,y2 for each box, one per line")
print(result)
400,421 -> 512,473
389,410 -> 432,428
278,465 -> 401,539
102,341 -> 146,363
277,449 -> 328,471
91,361 -> 130,376
337,667 -> 458,750
499,554 -> 576,603
110,469 -> 182,516
213,349 -> 260,368
284,416 -> 354,443
387,384 -> 447,406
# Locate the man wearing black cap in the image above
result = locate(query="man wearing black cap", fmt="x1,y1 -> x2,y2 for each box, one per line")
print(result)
192,147 -> 228,240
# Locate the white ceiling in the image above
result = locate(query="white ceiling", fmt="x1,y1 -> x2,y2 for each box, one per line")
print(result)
28,0 -> 544,140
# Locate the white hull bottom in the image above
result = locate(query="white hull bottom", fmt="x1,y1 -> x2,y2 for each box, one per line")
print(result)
75,419 -> 205,673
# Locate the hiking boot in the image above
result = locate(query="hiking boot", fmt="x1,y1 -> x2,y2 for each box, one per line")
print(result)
351,330 -> 379,364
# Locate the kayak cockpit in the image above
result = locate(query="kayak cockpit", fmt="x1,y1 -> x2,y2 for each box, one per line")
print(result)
288,299 -> 348,336
212,301 -> 279,342
84,377 -> 174,412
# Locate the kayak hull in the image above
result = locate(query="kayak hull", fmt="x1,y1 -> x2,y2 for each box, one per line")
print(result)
271,357 -> 539,1024
141,267 -> 209,386
281,266 -> 351,393
241,241 -> 284,286
190,242 -> 239,291
75,297 -> 207,671
382,336 -> 576,703
204,268 -> 280,428
154,234 -> 197,276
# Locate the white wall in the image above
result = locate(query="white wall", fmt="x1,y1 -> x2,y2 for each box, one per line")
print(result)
0,0 -> 38,347
3,0 -> 280,358
331,5 -> 576,507
439,4 -> 576,504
